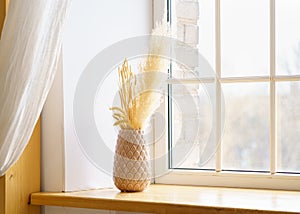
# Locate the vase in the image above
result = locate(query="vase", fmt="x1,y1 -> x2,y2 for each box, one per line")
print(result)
113,129 -> 151,192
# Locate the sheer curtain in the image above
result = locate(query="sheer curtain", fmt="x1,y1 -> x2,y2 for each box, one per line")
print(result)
0,0 -> 71,176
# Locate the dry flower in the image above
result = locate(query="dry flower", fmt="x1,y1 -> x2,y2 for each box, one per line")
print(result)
110,20 -> 169,130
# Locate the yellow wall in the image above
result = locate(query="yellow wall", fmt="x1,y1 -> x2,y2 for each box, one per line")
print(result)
0,121 -> 40,214
0,0 -> 5,35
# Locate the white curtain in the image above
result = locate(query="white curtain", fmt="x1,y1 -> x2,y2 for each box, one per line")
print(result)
0,0 -> 71,176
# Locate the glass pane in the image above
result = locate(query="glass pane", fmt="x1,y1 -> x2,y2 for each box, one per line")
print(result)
277,82 -> 300,172
221,0 -> 270,77
276,0 -> 300,75
199,0 -> 215,72
172,0 -> 215,79
222,83 -> 270,171
171,83 -> 215,169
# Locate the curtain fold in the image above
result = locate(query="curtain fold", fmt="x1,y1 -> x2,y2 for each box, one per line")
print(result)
0,0 -> 71,176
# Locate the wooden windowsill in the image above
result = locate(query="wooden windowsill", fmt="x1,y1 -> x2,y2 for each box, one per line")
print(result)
30,184 -> 300,213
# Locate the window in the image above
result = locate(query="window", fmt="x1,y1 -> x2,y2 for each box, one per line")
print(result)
154,0 -> 300,190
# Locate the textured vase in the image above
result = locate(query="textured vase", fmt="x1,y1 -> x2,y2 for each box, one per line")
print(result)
113,129 -> 151,192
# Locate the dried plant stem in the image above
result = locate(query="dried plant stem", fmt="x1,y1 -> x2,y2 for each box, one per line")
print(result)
110,20 -> 169,130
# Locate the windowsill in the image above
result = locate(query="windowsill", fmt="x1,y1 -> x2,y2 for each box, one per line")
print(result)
30,184 -> 300,213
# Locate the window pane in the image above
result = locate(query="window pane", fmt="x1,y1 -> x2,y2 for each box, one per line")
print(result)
221,0 -> 270,77
171,83 -> 214,169
277,82 -> 300,172
172,0 -> 215,79
276,0 -> 300,75
222,83 -> 270,171
199,0 -> 215,72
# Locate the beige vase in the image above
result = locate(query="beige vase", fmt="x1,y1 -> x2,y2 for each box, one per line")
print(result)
113,129 -> 151,192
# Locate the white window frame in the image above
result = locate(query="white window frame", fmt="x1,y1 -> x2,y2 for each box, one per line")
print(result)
153,0 -> 300,191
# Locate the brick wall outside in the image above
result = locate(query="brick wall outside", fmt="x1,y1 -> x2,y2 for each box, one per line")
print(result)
172,0 -> 204,167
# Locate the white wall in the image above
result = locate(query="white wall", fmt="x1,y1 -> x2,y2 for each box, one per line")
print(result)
41,53 -> 65,192
42,0 -> 152,213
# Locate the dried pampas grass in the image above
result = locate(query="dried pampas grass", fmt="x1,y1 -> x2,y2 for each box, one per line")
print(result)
111,20 -> 169,130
